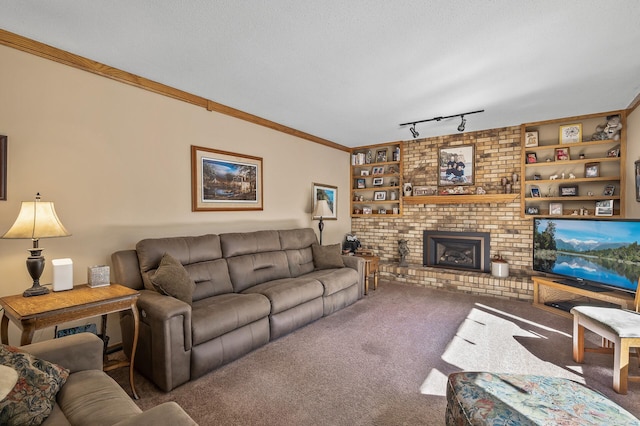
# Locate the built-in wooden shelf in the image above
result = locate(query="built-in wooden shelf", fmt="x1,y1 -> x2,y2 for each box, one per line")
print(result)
403,193 -> 519,205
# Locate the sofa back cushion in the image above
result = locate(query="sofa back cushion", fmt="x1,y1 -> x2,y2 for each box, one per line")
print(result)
279,228 -> 317,277
219,230 -> 281,257
136,234 -> 234,301
226,252 -> 290,293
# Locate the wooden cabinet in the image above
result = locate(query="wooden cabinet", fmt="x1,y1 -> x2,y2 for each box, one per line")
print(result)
521,111 -> 626,218
532,276 -> 635,319
350,142 -> 403,217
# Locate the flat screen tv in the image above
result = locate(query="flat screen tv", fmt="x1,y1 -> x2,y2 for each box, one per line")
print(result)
533,217 -> 640,293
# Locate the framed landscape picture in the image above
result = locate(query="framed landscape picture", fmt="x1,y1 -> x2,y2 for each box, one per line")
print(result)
439,144 -> 474,186
312,183 -> 337,220
191,145 -> 263,211
0,135 -> 6,201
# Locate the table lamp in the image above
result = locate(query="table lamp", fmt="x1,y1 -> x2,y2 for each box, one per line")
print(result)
313,199 -> 333,245
2,193 -> 71,297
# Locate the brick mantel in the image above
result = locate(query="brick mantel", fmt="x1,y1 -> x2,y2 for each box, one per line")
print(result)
351,125 -> 534,300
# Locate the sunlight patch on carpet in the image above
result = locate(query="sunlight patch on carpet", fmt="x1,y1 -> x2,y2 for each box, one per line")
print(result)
419,368 -> 447,396
421,304 -> 588,395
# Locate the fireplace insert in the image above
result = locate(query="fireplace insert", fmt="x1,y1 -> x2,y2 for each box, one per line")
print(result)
423,231 -> 490,272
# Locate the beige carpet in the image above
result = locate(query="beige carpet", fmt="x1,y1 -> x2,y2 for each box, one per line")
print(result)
108,281 -> 640,425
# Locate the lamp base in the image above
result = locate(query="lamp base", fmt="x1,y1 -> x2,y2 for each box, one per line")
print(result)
23,284 -> 49,297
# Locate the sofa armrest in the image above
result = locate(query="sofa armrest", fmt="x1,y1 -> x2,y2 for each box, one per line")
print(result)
20,333 -> 103,372
120,289 -> 193,392
112,402 -> 198,426
341,255 -> 366,298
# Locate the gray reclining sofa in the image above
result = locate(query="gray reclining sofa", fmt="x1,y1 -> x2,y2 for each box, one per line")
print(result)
112,228 -> 364,391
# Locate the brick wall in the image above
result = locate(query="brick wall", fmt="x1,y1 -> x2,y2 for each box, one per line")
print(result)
351,125 -> 535,300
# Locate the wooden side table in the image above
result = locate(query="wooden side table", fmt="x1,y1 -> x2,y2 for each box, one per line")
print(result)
355,254 -> 379,295
0,284 -> 140,399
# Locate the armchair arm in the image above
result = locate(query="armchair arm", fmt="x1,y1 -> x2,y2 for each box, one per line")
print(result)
120,289 -> 193,392
20,333 -> 103,373
112,402 -> 198,426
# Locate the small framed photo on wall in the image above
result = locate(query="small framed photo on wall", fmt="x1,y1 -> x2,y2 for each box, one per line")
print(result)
439,144 -> 474,186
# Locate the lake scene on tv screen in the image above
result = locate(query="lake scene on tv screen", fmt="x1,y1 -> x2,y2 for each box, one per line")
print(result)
533,219 -> 640,292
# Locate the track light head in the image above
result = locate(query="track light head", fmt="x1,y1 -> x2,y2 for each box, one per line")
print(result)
410,124 -> 419,138
457,116 -> 466,132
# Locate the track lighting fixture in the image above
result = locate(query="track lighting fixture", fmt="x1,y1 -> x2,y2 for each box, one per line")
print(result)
457,116 -> 466,132
410,124 -> 419,138
400,109 -> 484,138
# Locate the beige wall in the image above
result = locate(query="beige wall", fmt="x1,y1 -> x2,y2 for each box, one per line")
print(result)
626,107 -> 640,217
0,45 -> 351,343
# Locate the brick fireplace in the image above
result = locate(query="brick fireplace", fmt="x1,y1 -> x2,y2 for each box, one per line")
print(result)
350,125 -> 535,301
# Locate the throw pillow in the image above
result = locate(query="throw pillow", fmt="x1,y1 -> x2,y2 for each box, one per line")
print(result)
0,345 -> 69,426
150,252 -> 196,305
312,243 -> 345,270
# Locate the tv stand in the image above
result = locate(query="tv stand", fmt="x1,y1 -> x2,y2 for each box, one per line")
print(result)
532,277 -> 635,319
554,279 -> 609,293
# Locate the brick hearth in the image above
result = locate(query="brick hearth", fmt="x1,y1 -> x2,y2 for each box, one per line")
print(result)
352,126 -> 535,300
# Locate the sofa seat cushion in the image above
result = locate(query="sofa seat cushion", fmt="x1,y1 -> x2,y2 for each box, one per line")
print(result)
56,370 -> 141,426
304,267 -> 360,297
191,293 -> 271,345
243,277 -> 324,314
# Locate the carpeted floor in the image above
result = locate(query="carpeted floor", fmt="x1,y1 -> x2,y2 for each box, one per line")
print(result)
108,281 -> 640,425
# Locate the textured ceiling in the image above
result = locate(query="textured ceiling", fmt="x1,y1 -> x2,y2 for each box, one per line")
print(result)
1,1 -> 639,147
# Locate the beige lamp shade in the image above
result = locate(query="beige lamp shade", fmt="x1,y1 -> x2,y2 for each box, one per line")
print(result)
313,199 -> 333,218
3,201 -> 70,239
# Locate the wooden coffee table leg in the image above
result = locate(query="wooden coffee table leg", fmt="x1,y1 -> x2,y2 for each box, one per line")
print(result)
129,302 -> 140,400
1,315 -> 8,345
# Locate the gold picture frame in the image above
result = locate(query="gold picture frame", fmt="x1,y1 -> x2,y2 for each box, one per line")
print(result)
559,123 -> 582,144
191,145 -> 263,211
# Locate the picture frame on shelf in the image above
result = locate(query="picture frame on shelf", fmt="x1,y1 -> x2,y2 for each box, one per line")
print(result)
439,144 -> 474,186
530,186 -> 541,198
362,207 -> 372,215
525,131 -> 539,147
372,166 -> 384,175
559,123 -> 582,144
584,162 -> 600,178
526,206 -> 540,215
191,145 -> 263,212
360,170 -> 369,176
373,191 -> 386,201
607,146 -> 620,157
549,203 -> 564,216
372,177 -> 384,186
603,184 -> 615,196
555,147 -> 570,161
356,178 -> 366,189
378,208 -> 387,214
559,184 -> 579,197
526,152 -> 537,164
376,149 -> 387,163
595,200 -> 614,216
